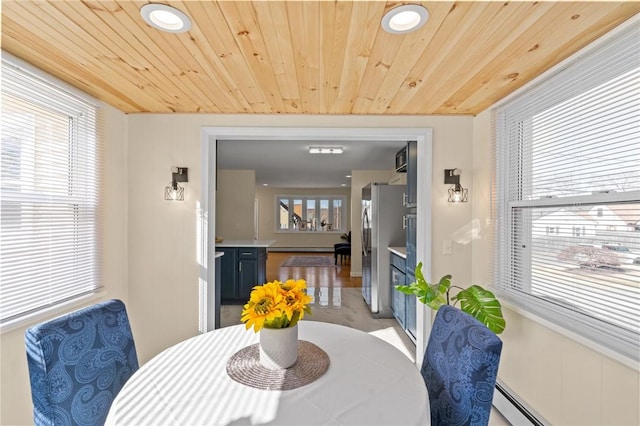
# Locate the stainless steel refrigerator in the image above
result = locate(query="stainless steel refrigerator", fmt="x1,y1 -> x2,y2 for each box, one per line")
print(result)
361,183 -> 407,317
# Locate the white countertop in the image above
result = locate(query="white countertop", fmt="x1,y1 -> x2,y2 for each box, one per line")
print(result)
214,251 -> 224,258
216,239 -> 276,248
388,246 -> 407,258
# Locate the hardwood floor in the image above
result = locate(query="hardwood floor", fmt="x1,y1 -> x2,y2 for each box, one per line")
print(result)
266,251 -> 361,288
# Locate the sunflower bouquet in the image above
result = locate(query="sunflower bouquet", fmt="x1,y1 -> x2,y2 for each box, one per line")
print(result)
241,279 -> 312,332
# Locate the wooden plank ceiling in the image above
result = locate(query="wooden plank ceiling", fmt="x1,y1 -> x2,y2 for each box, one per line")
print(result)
2,1 -> 638,115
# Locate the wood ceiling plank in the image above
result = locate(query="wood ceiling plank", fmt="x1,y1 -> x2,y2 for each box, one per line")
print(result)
383,1 -> 492,115
41,0 -> 192,112
401,1 -> 555,114
252,1 -> 301,113
449,2 -> 640,114
217,0 -> 288,113
181,0 -> 266,113
366,1 -> 457,115
3,0 -> 164,112
1,21 -> 140,112
166,0 -> 254,113
333,1 -> 386,114
434,1 -> 601,114
285,1 -> 321,113
319,1 -> 354,114
52,0 -> 199,113
349,4 -> 406,114
97,0 -> 236,113
116,0 -> 231,113
2,0 -> 638,115
92,0 -> 220,113
130,0 -> 243,113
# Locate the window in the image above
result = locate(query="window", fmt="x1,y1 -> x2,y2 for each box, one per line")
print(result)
276,195 -> 346,232
493,21 -> 640,361
1,56 -> 102,325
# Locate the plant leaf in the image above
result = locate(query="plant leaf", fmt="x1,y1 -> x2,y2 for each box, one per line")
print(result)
453,285 -> 505,334
436,274 -> 452,294
394,263 -> 448,310
395,284 -> 417,295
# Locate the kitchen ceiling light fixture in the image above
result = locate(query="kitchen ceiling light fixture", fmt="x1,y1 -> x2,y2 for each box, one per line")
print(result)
164,167 -> 189,201
444,169 -> 468,203
140,4 -> 192,33
381,4 -> 429,34
309,146 -> 344,154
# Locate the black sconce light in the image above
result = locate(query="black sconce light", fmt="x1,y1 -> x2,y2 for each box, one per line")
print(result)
444,169 -> 468,203
164,167 -> 188,201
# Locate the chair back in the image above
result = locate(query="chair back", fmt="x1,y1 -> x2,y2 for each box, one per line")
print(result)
25,299 -> 139,426
421,305 -> 502,426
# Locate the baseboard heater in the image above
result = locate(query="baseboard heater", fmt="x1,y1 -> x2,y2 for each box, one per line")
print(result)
269,247 -> 333,253
494,380 -> 547,426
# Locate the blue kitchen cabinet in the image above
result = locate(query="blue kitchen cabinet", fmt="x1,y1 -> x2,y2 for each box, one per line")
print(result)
219,247 -> 267,303
391,253 -> 407,328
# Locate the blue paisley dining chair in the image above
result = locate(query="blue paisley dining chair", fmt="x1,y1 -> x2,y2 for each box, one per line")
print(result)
25,299 -> 139,426
421,305 -> 503,426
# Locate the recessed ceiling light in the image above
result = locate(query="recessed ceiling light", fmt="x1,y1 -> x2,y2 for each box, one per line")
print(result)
140,4 -> 192,33
381,4 -> 429,34
309,146 -> 344,154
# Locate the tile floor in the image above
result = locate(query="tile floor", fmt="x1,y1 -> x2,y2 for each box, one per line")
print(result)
221,286 -> 511,426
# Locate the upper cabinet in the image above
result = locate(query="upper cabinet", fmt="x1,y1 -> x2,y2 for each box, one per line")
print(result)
395,145 -> 408,173
395,142 -> 417,207
405,141 -> 417,207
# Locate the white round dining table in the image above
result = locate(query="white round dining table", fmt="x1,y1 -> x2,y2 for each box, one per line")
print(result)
106,321 -> 429,425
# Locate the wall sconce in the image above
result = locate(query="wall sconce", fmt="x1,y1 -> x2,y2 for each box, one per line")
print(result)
164,167 -> 188,201
444,169 -> 468,203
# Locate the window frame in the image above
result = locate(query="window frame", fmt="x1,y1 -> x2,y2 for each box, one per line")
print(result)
275,194 -> 347,233
0,54 -> 103,329
493,19 -> 640,363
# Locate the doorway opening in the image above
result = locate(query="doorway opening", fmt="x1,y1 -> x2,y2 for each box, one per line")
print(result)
200,126 -> 433,360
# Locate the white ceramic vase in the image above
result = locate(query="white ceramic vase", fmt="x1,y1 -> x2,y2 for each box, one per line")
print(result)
259,325 -> 298,369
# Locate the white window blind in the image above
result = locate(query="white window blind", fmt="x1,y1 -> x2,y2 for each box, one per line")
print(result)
493,20 -> 640,361
1,56 -> 103,325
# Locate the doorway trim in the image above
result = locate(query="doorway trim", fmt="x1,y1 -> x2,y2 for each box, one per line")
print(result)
200,126 -> 433,362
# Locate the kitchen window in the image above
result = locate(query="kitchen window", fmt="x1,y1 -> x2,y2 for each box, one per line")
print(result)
0,56 -> 102,326
277,195 -> 346,232
493,21 -> 640,361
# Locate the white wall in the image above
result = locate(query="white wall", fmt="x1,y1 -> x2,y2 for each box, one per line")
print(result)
0,105 -> 130,425
471,110 -> 640,425
216,169 -> 256,240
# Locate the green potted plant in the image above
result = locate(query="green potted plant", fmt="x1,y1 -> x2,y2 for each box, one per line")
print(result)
395,262 -> 506,334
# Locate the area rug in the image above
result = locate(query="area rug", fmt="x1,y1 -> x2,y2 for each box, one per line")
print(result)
281,256 -> 334,267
